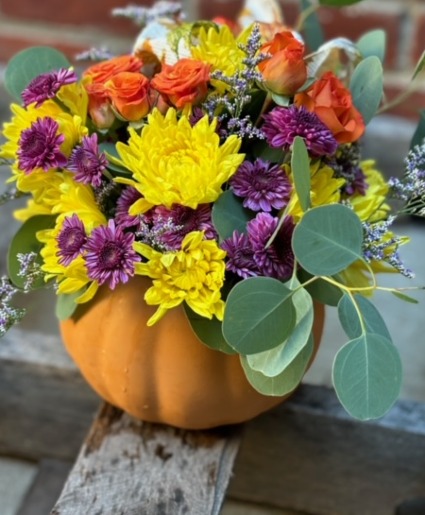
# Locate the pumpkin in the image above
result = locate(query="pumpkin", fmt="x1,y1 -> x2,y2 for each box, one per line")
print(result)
60,276 -> 325,429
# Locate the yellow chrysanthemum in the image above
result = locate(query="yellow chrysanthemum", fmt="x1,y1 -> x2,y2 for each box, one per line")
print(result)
286,161 -> 346,222
349,160 -> 390,222
57,81 -> 89,124
134,231 -> 226,326
38,217 -> 98,302
114,108 -> 244,213
190,24 -> 250,93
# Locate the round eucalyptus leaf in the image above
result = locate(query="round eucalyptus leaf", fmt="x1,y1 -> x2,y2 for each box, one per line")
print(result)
350,56 -> 383,125
211,190 -> 253,241
338,293 -> 392,341
332,333 -> 402,420
292,204 -> 363,276
298,269 -> 343,306
56,290 -> 84,321
222,277 -> 296,355
5,46 -> 71,102
356,29 -> 386,63
241,335 -> 314,396
246,285 -> 313,376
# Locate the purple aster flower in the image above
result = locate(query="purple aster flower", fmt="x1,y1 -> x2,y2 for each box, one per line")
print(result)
151,204 -> 217,250
247,212 -> 295,280
22,68 -> 78,107
231,158 -> 292,212
67,133 -> 108,187
84,219 -> 141,289
262,105 -> 338,157
17,117 -> 67,173
56,214 -> 87,265
115,186 -> 143,229
221,231 -> 259,279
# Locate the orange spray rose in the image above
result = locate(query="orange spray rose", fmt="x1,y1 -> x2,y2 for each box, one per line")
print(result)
105,72 -> 151,121
295,71 -> 365,144
151,58 -> 211,109
258,31 -> 307,96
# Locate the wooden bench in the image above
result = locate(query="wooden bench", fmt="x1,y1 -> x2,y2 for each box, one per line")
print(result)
2,327 -> 425,515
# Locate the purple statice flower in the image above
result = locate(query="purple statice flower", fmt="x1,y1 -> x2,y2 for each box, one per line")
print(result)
262,105 -> 338,157
57,215 -> 87,266
17,117 -> 67,173
84,219 -> 141,289
151,204 -> 217,250
327,143 -> 367,196
115,186 -> 143,229
231,158 -> 292,212
21,68 -> 78,107
68,133 -> 108,187
247,212 -> 295,280
221,231 -> 259,279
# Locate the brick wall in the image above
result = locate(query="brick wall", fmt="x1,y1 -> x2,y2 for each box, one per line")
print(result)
0,0 -> 424,119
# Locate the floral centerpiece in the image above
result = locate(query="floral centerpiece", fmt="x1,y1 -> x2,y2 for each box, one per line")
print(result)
1,0 -> 425,425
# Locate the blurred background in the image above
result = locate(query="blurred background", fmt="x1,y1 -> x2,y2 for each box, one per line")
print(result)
0,1 -> 425,514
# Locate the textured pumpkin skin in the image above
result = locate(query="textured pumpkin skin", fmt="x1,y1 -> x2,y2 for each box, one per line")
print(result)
60,276 -> 325,429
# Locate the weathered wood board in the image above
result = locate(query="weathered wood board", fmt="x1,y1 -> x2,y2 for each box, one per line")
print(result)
51,403 -> 242,515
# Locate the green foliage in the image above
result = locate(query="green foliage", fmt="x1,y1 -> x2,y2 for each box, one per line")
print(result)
350,56 -> 384,124
222,277 -> 296,355
292,204 -> 363,276
212,189 -> 253,240
291,136 -> 311,213
184,305 -> 236,354
412,49 -> 425,81
299,0 -> 325,51
5,46 -> 70,102
410,109 -> 425,150
356,30 -> 386,63
56,290 -> 84,320
7,215 -> 56,290
298,269 -> 343,306
333,333 -> 402,420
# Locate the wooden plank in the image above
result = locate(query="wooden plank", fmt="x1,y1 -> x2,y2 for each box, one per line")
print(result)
228,384 -> 425,515
0,326 -> 99,461
51,403 -> 242,515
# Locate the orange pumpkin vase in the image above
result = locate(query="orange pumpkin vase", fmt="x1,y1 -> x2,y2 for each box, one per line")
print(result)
60,276 -> 325,430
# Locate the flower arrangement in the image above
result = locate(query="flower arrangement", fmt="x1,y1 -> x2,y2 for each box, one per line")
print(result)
1,0 -> 425,421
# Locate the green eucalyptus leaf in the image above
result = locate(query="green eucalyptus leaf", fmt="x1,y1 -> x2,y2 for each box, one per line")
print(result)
350,56 -> 383,124
300,0 -> 324,51
212,190 -> 253,240
410,109 -> 425,149
338,293 -> 392,341
391,290 -> 420,304
183,305 -> 236,354
291,136 -> 311,213
271,93 -> 291,107
241,334 -> 314,396
7,215 -> 56,290
356,30 -> 386,63
246,284 -> 313,376
5,46 -> 71,102
292,204 -> 363,276
222,277 -> 296,355
298,269 -> 343,306
319,0 -> 364,5
333,333 -> 402,420
56,290 -> 84,321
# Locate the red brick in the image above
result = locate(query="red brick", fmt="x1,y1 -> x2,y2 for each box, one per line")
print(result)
0,0 -> 153,35
382,81 -> 425,120
411,8 -> 425,65
198,0 -> 244,21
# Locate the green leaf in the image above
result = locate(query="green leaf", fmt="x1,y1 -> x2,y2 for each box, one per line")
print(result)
246,283 -> 313,376
298,269 -> 343,306
412,49 -> 425,81
292,204 -> 363,276
410,109 -> 425,149
291,136 -> 311,213
338,293 -> 392,341
222,277 -> 296,355
5,46 -> 71,102
332,333 -> 402,420
56,290 -> 84,321
183,305 -> 236,355
391,290 -> 419,304
241,334 -> 314,396
319,0 -> 364,5
356,30 -> 386,63
300,0 -> 324,51
212,190 -> 253,241
7,215 -> 56,290
350,56 -> 384,124
271,93 -> 291,107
